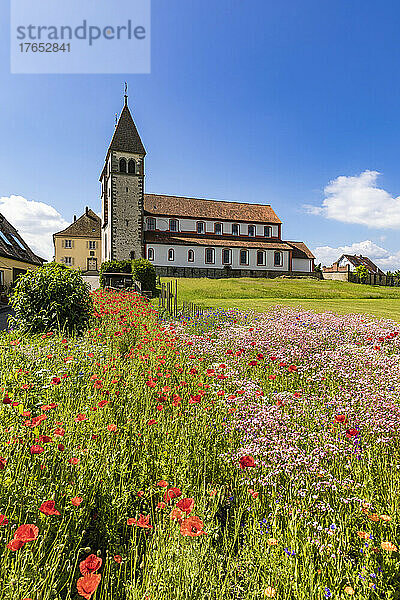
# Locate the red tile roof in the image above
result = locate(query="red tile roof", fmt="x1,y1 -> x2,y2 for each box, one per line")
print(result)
144,194 -> 282,224
145,232 -> 291,250
286,241 -> 315,259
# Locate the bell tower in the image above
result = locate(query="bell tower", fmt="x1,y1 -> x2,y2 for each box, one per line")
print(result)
100,87 -> 146,262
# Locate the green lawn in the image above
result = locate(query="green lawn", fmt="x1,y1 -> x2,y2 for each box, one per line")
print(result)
161,277 -> 400,322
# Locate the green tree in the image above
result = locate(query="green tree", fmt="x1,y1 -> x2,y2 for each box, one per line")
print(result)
355,265 -> 370,283
10,262 -> 93,334
132,258 -> 156,293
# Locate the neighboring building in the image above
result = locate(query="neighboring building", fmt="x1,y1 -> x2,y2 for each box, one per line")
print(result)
53,207 -> 101,274
323,254 -> 385,277
100,94 -> 315,277
0,213 -> 44,290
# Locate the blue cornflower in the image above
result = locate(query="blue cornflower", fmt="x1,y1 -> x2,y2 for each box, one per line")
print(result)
324,588 -> 332,598
284,548 -> 295,556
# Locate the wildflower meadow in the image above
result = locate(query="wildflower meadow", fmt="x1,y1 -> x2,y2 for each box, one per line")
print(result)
1,289 -> 400,599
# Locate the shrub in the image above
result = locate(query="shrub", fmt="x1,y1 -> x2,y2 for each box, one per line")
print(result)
99,260 -> 132,287
132,258 -> 156,292
10,262 -> 93,334
355,265 -> 370,283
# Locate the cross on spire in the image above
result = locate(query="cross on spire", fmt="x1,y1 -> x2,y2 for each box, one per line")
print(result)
124,82 -> 128,106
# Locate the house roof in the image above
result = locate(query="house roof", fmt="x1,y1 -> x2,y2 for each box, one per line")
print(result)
144,194 -> 282,224
340,254 -> 384,275
107,103 -> 146,156
287,241 -> 315,259
0,213 -> 44,266
145,232 -> 291,250
54,209 -> 101,239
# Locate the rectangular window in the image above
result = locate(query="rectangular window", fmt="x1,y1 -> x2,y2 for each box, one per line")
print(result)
222,249 -> 231,264
215,222 -> 223,235
65,239 -> 72,248
89,241 -> 96,250
64,257 -> 72,266
197,221 -> 205,234
248,225 -> 256,237
232,223 -> 240,236
147,217 -> 156,231
240,250 -> 248,265
170,219 -> 179,232
264,226 -> 272,238
205,248 -> 215,264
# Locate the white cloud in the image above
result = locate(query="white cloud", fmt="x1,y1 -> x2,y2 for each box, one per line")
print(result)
0,195 -> 69,260
305,170 -> 400,228
313,240 -> 400,272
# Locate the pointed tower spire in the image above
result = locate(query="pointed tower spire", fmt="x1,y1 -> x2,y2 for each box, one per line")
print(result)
107,93 -> 146,155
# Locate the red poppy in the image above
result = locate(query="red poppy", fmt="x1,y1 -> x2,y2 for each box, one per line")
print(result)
0,457 -> 7,469
147,419 -> 157,426
51,377 -> 61,385
163,487 -> 182,503
71,496 -> 83,506
157,501 -> 166,509
76,573 -> 101,599
170,507 -> 185,523
79,553 -> 102,575
39,500 -> 61,516
127,514 -> 152,529
57,444 -> 65,451
180,516 -> 206,537
176,498 -> 195,515
346,428 -> 359,438
68,457 -> 79,465
53,428 -> 65,437
0,514 -> 8,525
30,445 -> 44,455
107,424 -> 117,432
98,399 -> 109,408
157,480 -> 168,487
7,539 -> 25,551
335,414 -> 347,423
239,455 -> 256,469
114,554 -> 122,564
75,414 -> 87,422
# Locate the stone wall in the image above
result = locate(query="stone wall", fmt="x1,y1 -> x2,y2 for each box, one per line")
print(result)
155,266 -> 320,279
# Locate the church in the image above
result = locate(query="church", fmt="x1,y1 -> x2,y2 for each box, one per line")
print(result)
100,94 -> 314,278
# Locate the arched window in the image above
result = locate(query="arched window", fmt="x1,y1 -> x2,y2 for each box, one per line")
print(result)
168,248 -> 175,261
205,248 -> 215,264
240,249 -> 248,265
119,158 -> 127,173
257,250 -> 265,266
274,251 -> 283,267
148,247 -> 154,261
188,249 -> 194,262
128,159 -> 136,174
147,217 -> 156,231
169,219 -> 179,232
264,226 -> 272,238
222,249 -> 231,264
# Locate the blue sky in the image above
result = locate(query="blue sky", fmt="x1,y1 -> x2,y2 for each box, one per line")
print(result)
1,0 -> 400,268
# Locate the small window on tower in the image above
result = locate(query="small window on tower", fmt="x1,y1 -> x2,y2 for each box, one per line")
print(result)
128,159 -> 136,174
188,249 -> 194,262
148,247 -> 154,261
119,158 -> 127,173
168,248 -> 175,261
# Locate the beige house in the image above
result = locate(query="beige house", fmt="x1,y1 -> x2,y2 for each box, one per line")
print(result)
53,208 -> 101,274
0,213 -> 44,291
